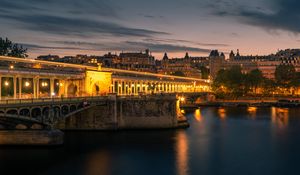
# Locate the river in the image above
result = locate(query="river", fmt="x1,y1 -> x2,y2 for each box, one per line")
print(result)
0,106 -> 300,175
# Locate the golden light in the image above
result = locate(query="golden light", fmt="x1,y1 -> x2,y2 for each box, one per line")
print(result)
247,106 -> 257,113
24,81 -> 30,87
218,108 -> 226,119
194,109 -> 202,122
60,83 -> 63,87
271,107 -> 289,128
180,97 -> 185,102
41,82 -> 48,87
4,81 -> 9,86
9,65 -> 14,69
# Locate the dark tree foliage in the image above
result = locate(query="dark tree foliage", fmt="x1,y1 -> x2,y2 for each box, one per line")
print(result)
0,37 -> 27,58
275,64 -> 296,88
213,64 -> 300,98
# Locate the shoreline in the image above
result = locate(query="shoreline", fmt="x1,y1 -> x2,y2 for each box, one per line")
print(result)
182,101 -> 300,108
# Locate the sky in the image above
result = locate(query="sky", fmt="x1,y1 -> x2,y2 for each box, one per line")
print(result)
0,0 -> 300,59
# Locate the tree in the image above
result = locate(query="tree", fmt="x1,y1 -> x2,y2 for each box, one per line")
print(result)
275,64 -> 296,88
245,69 -> 264,93
0,37 -> 28,58
212,66 -> 245,98
261,78 -> 276,96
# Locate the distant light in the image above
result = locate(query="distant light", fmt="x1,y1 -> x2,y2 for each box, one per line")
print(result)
180,97 -> 185,102
9,65 -> 14,69
51,92 -> 55,96
25,81 -> 30,87
4,81 -> 9,86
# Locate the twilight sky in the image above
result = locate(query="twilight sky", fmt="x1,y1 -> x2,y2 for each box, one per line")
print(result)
0,0 -> 300,59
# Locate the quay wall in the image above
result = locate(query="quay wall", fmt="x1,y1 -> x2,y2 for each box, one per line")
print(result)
56,94 -> 184,130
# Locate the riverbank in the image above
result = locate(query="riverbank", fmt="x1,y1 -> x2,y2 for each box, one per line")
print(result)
182,100 -> 300,109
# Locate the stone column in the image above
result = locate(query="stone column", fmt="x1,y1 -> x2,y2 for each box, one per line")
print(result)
18,77 -> 22,99
36,78 -> 40,98
33,78 -> 37,98
111,80 -> 115,93
13,76 -> 17,99
50,78 -> 54,97
0,76 -> 2,100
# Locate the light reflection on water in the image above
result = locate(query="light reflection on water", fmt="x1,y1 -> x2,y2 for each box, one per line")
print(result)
194,109 -> 202,122
0,107 -> 300,175
175,131 -> 189,175
218,108 -> 226,119
271,107 -> 289,128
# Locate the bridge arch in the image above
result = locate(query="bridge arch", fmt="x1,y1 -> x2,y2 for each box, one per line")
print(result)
61,105 -> 69,115
19,108 -> 30,117
70,105 -> 77,113
92,83 -> 100,95
42,107 -> 50,117
31,108 -> 42,118
6,109 -> 18,115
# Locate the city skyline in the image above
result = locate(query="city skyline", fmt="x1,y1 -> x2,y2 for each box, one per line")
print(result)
1,0 -> 300,58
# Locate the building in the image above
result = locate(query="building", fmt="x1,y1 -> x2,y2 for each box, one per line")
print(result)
158,52 -> 202,78
209,50 -> 225,79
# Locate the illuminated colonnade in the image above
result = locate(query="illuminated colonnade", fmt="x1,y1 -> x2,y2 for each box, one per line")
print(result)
0,69 -> 83,100
110,76 -> 210,95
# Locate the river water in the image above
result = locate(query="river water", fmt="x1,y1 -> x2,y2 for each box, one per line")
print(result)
1,107 -> 300,175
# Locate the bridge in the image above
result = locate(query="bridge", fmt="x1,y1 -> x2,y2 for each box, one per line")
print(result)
0,55 -> 211,99
0,55 -> 211,145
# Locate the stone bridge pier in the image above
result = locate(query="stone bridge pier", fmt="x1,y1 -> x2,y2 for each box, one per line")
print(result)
0,94 -> 188,145
56,94 -> 187,130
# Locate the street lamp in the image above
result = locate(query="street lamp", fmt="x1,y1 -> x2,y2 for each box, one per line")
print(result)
25,81 -> 30,87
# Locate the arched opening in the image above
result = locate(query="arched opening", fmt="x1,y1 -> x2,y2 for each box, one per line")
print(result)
53,106 -> 61,118
93,84 -> 100,95
6,109 -> 18,115
70,105 -> 77,112
31,108 -> 42,118
67,83 -> 78,97
42,107 -> 50,117
19,108 -> 30,117
61,105 -> 69,115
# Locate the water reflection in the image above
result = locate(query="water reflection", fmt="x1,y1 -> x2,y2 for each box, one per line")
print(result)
175,131 -> 189,175
85,151 -> 111,175
247,106 -> 257,118
194,109 -> 203,122
181,110 -> 185,114
271,107 -> 289,128
218,108 -> 226,119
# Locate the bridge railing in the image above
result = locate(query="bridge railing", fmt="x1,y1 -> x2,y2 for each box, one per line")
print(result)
0,96 -> 110,105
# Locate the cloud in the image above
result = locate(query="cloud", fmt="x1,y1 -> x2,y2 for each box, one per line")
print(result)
143,38 -> 229,47
0,0 -> 118,17
20,43 -> 92,51
49,40 -> 212,53
124,41 -> 211,53
209,0 -> 300,34
0,13 -> 169,38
